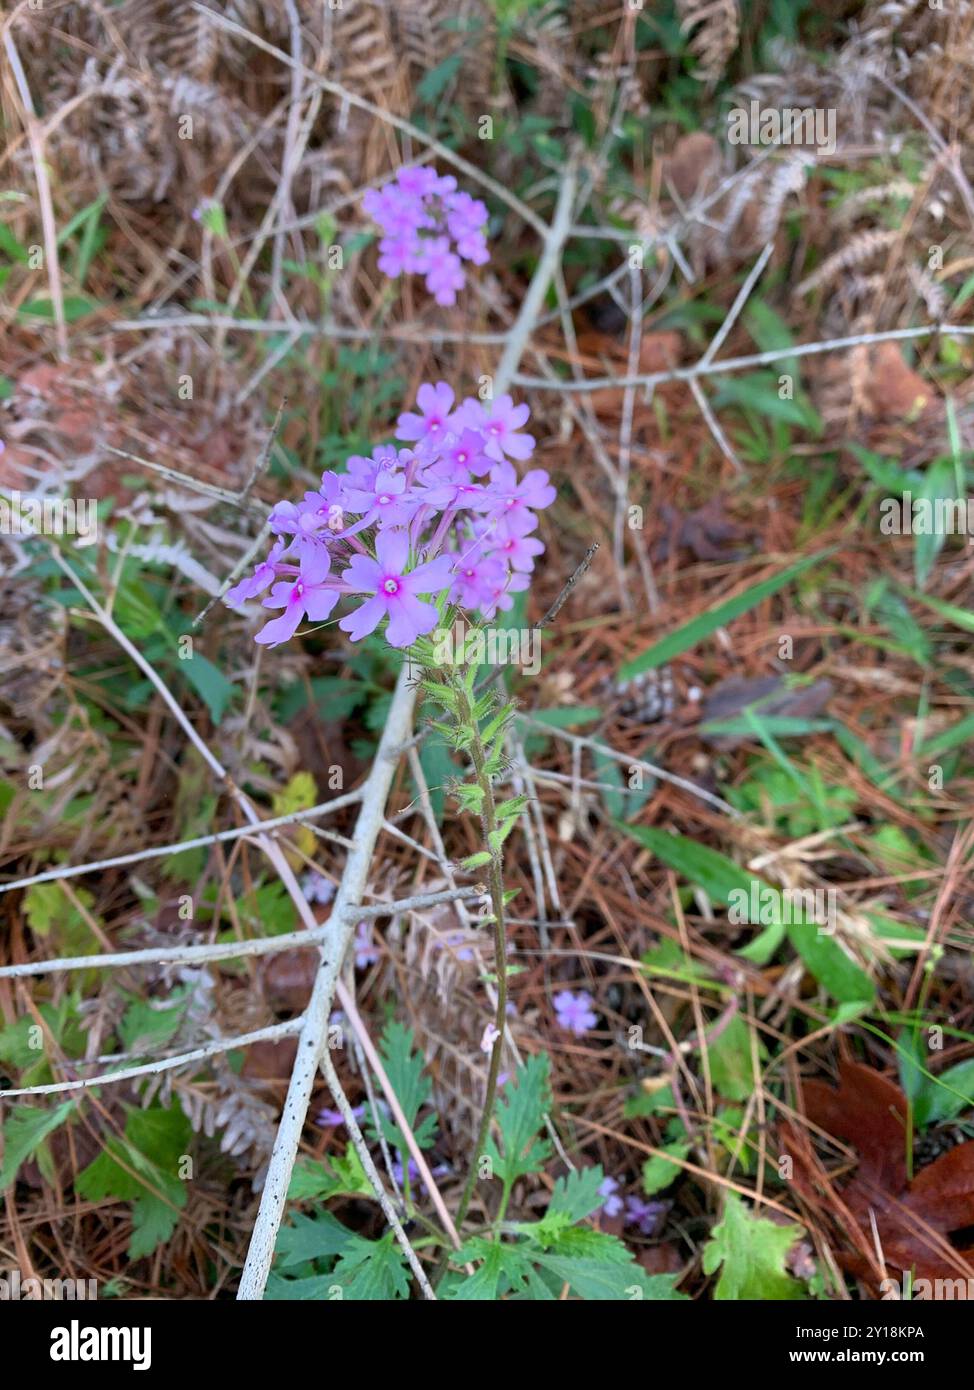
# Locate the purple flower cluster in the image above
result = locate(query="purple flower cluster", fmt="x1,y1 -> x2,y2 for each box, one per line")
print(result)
224,382 -> 554,649
363,168 -> 489,306
597,1175 -> 668,1236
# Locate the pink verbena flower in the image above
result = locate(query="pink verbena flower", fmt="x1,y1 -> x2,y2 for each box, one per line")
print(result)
223,380 -> 555,650
254,543 -> 340,647
462,394 -> 536,462
364,168 -> 489,304
397,382 -> 458,443
338,527 -> 454,646
224,538 -> 286,607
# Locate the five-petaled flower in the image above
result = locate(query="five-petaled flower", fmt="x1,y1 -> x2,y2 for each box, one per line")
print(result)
553,989 -> 598,1036
339,528 -> 455,647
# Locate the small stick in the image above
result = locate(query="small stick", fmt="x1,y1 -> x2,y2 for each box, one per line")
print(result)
240,395 -> 287,503
537,542 -> 599,629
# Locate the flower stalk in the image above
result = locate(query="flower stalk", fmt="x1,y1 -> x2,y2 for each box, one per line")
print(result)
413,629 -> 524,1240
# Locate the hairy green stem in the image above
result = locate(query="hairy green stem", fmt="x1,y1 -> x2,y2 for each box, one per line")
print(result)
449,674 -> 510,1238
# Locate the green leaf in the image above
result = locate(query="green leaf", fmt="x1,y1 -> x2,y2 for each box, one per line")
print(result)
642,1142 -> 689,1195
534,1229 -> 685,1300
118,990 -> 189,1053
287,1148 -> 373,1202
903,586 -> 974,636
709,1016 -> 766,1102
177,650 -> 236,724
618,823 -> 755,904
75,1105 -> 190,1259
461,850 -> 492,870
702,1192 -> 806,1300
713,371 -> 821,430
416,51 -> 462,104
487,1053 -> 552,1185
921,1058 -> 974,1126
454,782 -> 486,815
332,1231 -> 411,1300
275,1210 -> 359,1269
913,457 -> 958,589
0,1102 -> 76,1191
18,295 -> 96,322
366,1021 -> 436,1154
546,1165 -> 606,1223
447,1238 -> 533,1300
23,883 -> 100,963
23,882 -> 63,935
619,550 -> 830,677
786,921 -> 875,1005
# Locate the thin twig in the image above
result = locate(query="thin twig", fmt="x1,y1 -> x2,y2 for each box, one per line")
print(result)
0,1020 -> 302,1098
0,886 -> 484,979
515,713 -> 741,819
514,324 -> 971,392
318,1049 -> 437,1300
537,542 -> 599,629
0,790 -> 363,897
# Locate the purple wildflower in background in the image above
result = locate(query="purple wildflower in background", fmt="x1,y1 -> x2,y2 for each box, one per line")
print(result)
315,1103 -> 365,1129
223,378 -> 555,650
598,1175 -> 624,1218
624,1196 -> 666,1236
392,1154 -> 451,1191
363,168 -> 489,305
432,930 -> 474,963
301,871 -> 335,906
354,921 -> 379,970
553,990 -> 598,1036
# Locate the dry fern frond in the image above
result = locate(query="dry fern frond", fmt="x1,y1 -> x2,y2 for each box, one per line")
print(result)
677,0 -> 740,83
833,179 -> 918,224
906,261 -> 948,320
398,900 -> 495,1140
796,228 -> 901,297
754,154 -> 808,246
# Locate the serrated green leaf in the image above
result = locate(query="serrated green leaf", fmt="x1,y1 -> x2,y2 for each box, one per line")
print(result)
275,1210 -> 359,1269
332,1231 -> 411,1300
366,1021 -> 436,1154
642,1141 -> 689,1195
702,1192 -> 806,1300
287,1148 -> 373,1202
461,850 -> 493,870
447,1238 -> 532,1300
546,1165 -> 606,1223
486,1054 -> 552,1185
75,1104 -> 190,1259
0,1101 -> 76,1191
454,782 -> 485,814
